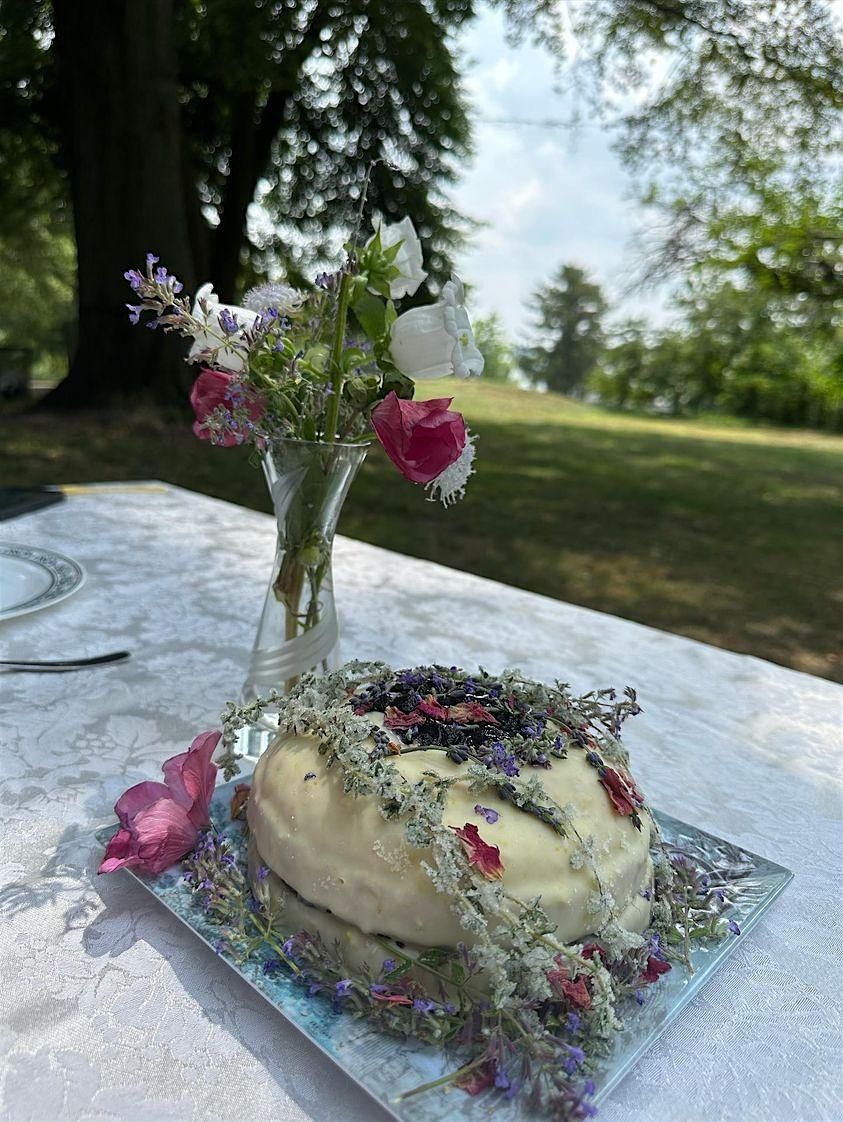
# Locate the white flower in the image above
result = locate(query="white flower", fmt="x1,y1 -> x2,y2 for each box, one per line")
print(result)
370,216 -> 427,299
388,275 -> 485,380
242,281 -> 304,314
188,283 -> 259,373
426,430 -> 476,506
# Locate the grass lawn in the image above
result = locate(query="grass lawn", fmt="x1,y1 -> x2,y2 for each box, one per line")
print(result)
3,381 -> 842,682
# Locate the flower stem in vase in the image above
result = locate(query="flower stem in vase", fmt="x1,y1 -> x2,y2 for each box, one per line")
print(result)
242,438 -> 368,706
323,271 -> 354,445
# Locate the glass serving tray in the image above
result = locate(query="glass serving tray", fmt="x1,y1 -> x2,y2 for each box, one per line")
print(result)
96,783 -> 792,1121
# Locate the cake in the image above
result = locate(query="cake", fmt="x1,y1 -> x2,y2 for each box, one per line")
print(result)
246,663 -> 655,981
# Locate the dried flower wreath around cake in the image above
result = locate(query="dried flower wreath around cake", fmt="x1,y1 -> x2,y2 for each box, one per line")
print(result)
100,662 -> 738,1119
191,662 -> 737,1118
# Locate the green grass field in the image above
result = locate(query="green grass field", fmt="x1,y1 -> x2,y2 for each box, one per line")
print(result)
3,381 -> 842,681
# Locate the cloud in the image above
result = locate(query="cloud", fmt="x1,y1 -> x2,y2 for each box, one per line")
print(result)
450,9 -> 674,338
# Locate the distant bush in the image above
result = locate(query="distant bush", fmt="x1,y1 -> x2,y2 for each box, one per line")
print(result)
591,284 -> 843,431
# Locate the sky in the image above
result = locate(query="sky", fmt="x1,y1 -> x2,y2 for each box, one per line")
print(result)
448,9 -> 672,340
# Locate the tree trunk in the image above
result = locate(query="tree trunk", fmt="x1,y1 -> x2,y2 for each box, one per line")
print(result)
42,0 -> 196,409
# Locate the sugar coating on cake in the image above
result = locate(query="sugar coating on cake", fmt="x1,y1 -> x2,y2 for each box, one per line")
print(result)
247,665 -> 654,957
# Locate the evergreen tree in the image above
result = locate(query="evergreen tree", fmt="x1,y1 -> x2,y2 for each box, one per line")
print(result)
521,265 -> 607,396
472,313 -> 515,382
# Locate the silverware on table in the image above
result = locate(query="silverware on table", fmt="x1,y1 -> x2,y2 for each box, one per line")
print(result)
0,651 -> 131,672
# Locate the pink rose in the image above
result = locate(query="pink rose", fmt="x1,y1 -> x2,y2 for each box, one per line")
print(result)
371,391 -> 466,484
99,731 -> 220,876
190,368 -> 263,446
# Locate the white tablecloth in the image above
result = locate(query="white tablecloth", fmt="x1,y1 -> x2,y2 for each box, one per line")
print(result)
0,482 -> 840,1122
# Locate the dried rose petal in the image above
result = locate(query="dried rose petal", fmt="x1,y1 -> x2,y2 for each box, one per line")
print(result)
230,783 -> 250,820
418,696 -> 451,721
581,942 -> 606,962
370,991 -> 413,1005
455,1062 -> 495,1096
384,706 -> 425,729
451,822 -> 504,880
547,963 -> 592,1009
599,766 -> 639,817
448,701 -> 499,725
641,956 -> 671,984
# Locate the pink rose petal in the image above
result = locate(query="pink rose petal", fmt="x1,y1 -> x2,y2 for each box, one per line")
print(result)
100,729 -> 221,876
450,822 -> 505,880
131,798 -> 199,875
98,827 -> 141,874
115,781 -> 172,827
162,730 -> 220,827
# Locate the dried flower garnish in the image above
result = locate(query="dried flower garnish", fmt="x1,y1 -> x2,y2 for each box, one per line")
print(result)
599,766 -> 644,818
230,783 -> 250,820
201,663 -> 741,1118
451,822 -> 505,880
547,961 -> 592,1009
384,706 -> 424,729
641,956 -> 672,984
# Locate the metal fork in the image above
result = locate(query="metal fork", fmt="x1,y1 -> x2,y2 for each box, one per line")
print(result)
0,651 -> 131,672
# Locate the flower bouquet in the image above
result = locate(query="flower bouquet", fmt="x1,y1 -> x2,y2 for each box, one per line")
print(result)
125,216 -> 483,696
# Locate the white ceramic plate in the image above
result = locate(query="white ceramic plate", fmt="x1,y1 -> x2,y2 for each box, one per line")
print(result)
0,542 -> 86,621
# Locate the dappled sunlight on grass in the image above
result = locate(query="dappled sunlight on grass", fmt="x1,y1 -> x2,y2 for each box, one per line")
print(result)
2,381 -> 841,682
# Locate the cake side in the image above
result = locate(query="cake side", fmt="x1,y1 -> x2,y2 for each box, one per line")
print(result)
248,730 -> 653,948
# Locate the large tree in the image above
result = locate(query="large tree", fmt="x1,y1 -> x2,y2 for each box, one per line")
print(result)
502,0 -> 843,293
3,0 -> 841,407
0,0 -> 473,407
521,264 -> 607,396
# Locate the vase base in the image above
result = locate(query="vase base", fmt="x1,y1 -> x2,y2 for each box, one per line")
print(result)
232,720 -> 279,763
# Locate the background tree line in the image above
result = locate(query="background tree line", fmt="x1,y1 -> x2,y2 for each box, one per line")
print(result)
520,193 -> 843,430
0,0 -> 840,421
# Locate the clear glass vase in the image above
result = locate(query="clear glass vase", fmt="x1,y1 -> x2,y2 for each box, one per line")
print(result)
242,437 -> 369,706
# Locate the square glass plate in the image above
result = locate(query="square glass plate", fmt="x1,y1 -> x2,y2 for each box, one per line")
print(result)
96,783 -> 792,1121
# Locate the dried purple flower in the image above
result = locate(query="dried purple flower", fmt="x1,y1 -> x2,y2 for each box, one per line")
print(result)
218,308 -> 240,335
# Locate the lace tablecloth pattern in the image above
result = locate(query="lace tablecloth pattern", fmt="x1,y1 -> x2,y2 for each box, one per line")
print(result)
0,483 -> 840,1122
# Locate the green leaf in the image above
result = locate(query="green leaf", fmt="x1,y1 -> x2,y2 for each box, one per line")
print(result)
449,962 -> 466,985
340,347 -> 370,372
351,290 -> 387,341
381,368 -> 414,400
417,947 -> 449,968
382,241 -> 402,264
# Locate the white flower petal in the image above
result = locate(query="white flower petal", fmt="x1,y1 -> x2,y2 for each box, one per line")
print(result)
426,431 -> 476,506
370,216 -> 427,300
388,273 -> 484,381
188,284 -> 259,373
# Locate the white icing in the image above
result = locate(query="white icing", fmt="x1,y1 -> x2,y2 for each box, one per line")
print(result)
248,730 -> 653,948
